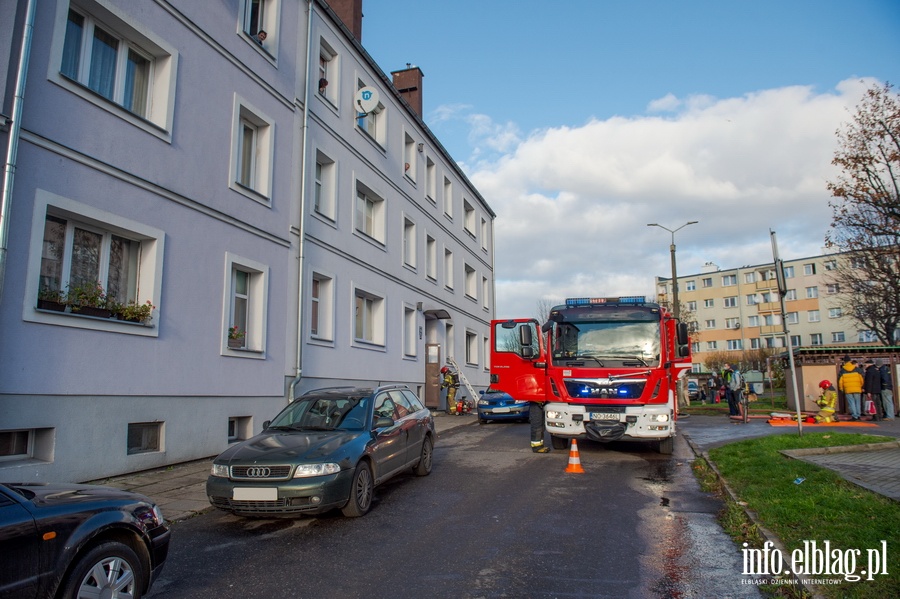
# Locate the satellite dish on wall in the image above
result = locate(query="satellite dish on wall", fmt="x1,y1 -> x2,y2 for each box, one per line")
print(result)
355,87 -> 379,115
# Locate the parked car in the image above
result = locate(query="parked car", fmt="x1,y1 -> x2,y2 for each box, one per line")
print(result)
0,482 -> 170,598
687,381 -> 700,401
477,387 -> 530,423
207,385 -> 435,518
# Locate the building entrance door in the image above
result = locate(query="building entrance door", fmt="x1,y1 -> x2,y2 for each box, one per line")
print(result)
424,344 -> 441,408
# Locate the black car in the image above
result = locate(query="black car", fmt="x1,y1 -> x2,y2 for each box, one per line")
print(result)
207,384 -> 435,518
0,482 -> 170,598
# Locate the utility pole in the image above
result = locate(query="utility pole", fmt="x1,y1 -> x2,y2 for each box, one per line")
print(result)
647,221 -> 698,320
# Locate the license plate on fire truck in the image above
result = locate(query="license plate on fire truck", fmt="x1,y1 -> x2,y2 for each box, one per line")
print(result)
590,412 -> 620,421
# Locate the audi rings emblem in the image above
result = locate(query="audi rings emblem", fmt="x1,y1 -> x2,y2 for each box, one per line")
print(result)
246,467 -> 271,477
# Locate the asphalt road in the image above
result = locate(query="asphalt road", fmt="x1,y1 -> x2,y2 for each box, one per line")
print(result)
147,422 -> 762,598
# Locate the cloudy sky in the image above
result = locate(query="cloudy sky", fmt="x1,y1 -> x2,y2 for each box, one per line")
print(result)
362,0 -> 900,318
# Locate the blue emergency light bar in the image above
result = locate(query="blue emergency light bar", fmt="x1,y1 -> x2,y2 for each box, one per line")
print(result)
565,296 -> 647,306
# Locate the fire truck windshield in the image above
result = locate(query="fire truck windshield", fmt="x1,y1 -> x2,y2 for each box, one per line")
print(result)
550,320 -> 661,367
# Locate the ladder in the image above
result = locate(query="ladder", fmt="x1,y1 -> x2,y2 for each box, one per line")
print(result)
446,357 -> 478,403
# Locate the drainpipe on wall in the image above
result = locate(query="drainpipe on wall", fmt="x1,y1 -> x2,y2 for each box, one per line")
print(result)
288,0 -> 315,403
0,0 -> 37,308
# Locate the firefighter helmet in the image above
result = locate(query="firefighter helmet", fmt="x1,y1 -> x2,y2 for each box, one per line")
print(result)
819,379 -> 832,389
440,366 -> 449,374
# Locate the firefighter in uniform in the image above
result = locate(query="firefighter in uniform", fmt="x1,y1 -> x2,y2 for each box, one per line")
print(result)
815,379 -> 838,423
529,401 -> 550,453
440,366 -> 460,415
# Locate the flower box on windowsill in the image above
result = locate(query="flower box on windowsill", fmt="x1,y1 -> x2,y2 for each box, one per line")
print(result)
37,299 -> 67,312
228,338 -> 245,349
70,306 -> 113,318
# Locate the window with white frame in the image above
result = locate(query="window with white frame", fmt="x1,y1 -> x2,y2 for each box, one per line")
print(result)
483,337 -> 490,369
832,331 -> 845,343
464,264 -> 476,299
785,289 -> 797,301
463,200 -> 476,237
317,38 -> 338,104
810,333 -> 823,346
722,274 -> 737,286
354,288 -> 384,345
241,0 -> 279,49
724,296 -> 737,308
1,430 -> 33,462
705,319 -> 716,329
465,330 -> 478,365
786,312 -> 799,325
858,330 -> 877,343
355,182 -> 385,243
748,315 -> 759,327
808,310 -> 820,323
31,196 -> 163,335
403,305 -> 416,357
445,323 -> 454,360
443,177 -> 453,219
750,338 -> 762,349
704,298 -> 714,308
313,151 -> 336,220
725,317 -> 740,329
444,249 -> 453,289
764,314 -> 778,326
231,98 -> 273,202
850,257 -> 865,269
425,235 -> 437,281
127,422 -> 162,455
225,254 -> 268,354
826,283 -> 840,294
824,259 -> 837,271
829,307 -> 842,319
706,341 -> 717,350
57,4 -> 177,135
404,132 -> 416,181
356,80 -> 385,145
691,342 -> 699,353
744,272 -> 756,284
727,339 -> 743,350
403,217 -> 416,268
790,335 -> 801,347
422,159 -> 436,204
806,286 -> 818,299
686,301 -> 696,311
783,266 -> 794,278
804,263 -> 816,275
310,273 -> 333,341
686,280 -> 696,291
702,278 -> 712,288
746,294 -> 758,305
481,218 -> 488,251
482,276 -> 489,309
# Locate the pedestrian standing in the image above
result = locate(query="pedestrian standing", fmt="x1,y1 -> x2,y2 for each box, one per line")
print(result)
863,359 -> 882,421
877,359 -> 895,420
722,363 -> 742,417
838,360 -> 865,421
529,401 -> 550,453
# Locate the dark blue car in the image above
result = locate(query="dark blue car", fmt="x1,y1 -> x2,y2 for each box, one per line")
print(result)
477,387 -> 530,423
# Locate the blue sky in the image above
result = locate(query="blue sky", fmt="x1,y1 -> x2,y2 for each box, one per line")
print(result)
362,1 -> 900,318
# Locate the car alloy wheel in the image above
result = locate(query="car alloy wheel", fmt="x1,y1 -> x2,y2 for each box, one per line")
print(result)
414,435 -> 433,476
341,461 -> 373,517
62,541 -> 143,599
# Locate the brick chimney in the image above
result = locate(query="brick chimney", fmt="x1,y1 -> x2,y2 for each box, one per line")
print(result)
329,0 -> 363,41
392,65 -> 424,117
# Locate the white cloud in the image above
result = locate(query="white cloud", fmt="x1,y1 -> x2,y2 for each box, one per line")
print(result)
462,78 -> 878,318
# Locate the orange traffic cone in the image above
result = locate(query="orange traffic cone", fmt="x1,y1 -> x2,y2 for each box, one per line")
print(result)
565,439 -> 585,473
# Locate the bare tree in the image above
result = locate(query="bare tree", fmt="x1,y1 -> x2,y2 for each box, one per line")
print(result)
826,82 -> 900,345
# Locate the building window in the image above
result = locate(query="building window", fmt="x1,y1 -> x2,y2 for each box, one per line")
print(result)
231,97 -> 274,202
724,296 -> 737,308
783,266 -> 794,278
701,278 -> 712,288
241,0 -> 279,49
463,200 -> 476,237
482,276 -> 489,309
706,341 -> 717,350
318,39 -> 338,104
127,422 -> 162,455
0,430 -> 31,461
310,273 -> 334,341
314,151 -> 336,220
425,158 -> 436,203
443,177 -> 453,219
744,272 -> 756,284
466,331 -> 478,365
858,330 -> 877,343
790,335 -> 801,347
224,253 -> 268,355
465,264 -> 476,299
725,317 -> 740,329
355,182 -> 385,243
356,80 -> 385,145
826,283 -> 840,294
444,249 -> 453,290
426,235 -> 437,281
727,339 -> 743,350
704,299 -> 714,308
686,301 -> 696,311
824,260 -> 837,271
722,274 -> 737,286
829,307 -> 843,319
404,133 -> 417,181
831,332 -> 845,343
404,305 -> 416,357
786,312 -> 799,325
228,416 -> 252,443
804,263 -> 816,275
686,280 -> 696,291
808,310 -> 820,323
705,319 -> 716,329
785,289 -> 797,301
806,286 -> 818,299
810,333 -> 823,346
354,289 -> 384,345
403,217 -> 416,268
481,218 -> 488,251
748,315 -> 759,327
746,294 -> 758,305
691,342 -> 700,353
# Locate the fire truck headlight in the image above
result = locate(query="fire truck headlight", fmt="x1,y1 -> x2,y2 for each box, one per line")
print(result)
545,410 -> 562,419
649,414 -> 669,422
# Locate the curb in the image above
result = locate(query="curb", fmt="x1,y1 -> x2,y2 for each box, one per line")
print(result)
780,439 -> 900,458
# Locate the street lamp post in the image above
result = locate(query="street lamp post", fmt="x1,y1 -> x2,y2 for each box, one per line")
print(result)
647,221 -> 698,320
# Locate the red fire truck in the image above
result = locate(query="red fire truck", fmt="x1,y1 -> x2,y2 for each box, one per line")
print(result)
490,296 -> 691,453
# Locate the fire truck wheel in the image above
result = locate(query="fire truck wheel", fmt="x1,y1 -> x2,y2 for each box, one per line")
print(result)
551,435 -> 568,450
657,437 -> 674,454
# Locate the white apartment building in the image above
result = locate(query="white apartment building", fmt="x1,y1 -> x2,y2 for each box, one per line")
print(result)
655,251 -> 891,371
0,0 -> 494,482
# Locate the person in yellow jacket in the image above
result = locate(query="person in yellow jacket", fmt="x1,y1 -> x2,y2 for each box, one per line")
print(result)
815,380 -> 837,423
838,360 -> 864,420
440,366 -> 460,415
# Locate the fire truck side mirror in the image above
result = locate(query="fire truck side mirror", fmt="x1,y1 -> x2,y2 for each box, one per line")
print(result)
676,322 -> 689,346
519,325 -> 533,347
